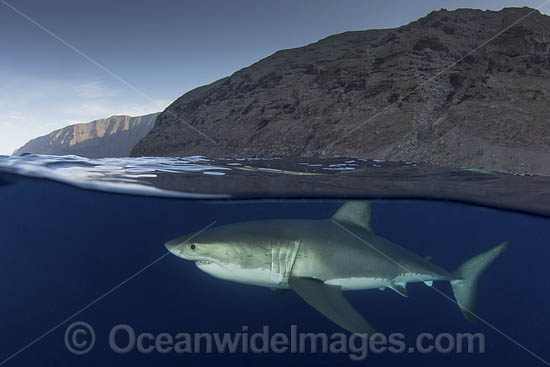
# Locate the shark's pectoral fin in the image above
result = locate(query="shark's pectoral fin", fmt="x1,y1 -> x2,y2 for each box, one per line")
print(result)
389,282 -> 408,297
289,276 -> 377,336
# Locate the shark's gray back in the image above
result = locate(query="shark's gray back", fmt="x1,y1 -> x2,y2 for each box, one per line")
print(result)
242,219 -> 456,282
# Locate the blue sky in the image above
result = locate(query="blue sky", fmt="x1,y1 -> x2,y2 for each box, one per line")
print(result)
1,0 -> 548,154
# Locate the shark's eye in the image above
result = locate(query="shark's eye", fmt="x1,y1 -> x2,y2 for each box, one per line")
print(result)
190,244 -> 196,250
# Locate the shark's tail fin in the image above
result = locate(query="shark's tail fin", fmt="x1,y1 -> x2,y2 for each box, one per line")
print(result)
450,241 -> 509,322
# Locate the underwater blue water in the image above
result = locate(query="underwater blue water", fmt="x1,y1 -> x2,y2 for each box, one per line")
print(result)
1,156 -> 549,366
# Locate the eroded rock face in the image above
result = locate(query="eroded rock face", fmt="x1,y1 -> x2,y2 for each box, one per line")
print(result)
132,7 -> 550,175
14,113 -> 159,158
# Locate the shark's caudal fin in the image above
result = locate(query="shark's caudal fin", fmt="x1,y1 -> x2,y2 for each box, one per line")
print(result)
450,241 -> 509,322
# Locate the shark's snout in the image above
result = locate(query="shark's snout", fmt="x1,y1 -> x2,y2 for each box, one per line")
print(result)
164,240 -> 178,253
165,236 -> 199,260
165,239 -> 189,258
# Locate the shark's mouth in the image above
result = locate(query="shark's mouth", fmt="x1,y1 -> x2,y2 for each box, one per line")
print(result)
196,260 -> 213,265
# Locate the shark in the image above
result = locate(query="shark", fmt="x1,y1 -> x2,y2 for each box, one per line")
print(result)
165,201 -> 508,336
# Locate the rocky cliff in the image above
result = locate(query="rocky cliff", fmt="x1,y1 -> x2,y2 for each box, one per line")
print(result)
132,7 -> 550,175
15,113 -> 159,158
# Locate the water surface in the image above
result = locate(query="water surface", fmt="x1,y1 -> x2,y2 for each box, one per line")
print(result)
0,155 -> 548,366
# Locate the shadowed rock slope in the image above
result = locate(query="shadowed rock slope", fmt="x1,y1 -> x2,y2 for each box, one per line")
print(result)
132,7 -> 550,175
15,113 -> 159,158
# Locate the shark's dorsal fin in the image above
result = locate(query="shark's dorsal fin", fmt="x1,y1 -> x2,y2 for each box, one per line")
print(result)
331,201 -> 373,232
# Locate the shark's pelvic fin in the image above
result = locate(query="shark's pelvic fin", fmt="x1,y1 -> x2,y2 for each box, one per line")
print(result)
271,288 -> 289,295
450,241 -> 509,323
331,201 -> 373,232
389,282 -> 408,297
289,276 -> 377,336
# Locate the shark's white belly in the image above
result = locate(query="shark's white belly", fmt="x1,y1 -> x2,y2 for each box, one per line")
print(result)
325,273 -> 436,291
199,263 -> 435,291
325,277 -> 391,290
196,262 -> 290,289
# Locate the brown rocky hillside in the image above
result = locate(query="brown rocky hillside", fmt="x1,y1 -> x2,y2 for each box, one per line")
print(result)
15,113 -> 159,158
131,7 -> 550,175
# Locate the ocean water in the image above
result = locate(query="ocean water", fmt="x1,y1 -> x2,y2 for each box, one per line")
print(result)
0,155 -> 549,366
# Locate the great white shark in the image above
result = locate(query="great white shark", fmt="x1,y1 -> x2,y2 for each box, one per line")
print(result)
165,201 -> 508,335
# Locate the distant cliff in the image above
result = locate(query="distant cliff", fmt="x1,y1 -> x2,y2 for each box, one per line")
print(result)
132,7 -> 550,175
15,113 -> 159,158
